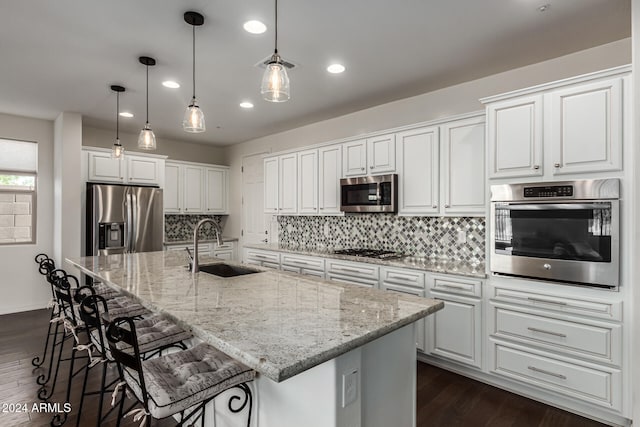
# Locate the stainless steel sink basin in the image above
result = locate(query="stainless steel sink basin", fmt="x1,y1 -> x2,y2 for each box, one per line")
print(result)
199,263 -> 260,278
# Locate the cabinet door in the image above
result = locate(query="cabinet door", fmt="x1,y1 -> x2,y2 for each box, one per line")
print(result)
318,145 -> 342,214
427,290 -> 482,368
380,282 -> 426,352
343,139 -> 367,177
205,167 -> 228,214
183,165 -> 204,213
297,149 -> 318,214
396,126 -> 439,215
279,154 -> 298,214
550,77 -> 623,175
164,163 -> 182,213
367,133 -> 396,174
126,155 -> 162,185
487,95 -> 543,178
263,157 -> 279,214
87,151 -> 124,183
441,116 -> 486,215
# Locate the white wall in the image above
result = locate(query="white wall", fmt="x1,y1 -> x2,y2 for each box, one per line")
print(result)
225,38 -> 631,239
0,113 -> 54,314
82,125 -> 228,165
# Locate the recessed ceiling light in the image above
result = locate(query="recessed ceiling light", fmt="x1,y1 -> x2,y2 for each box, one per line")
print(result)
243,20 -> 267,34
240,102 -> 254,109
327,63 -> 346,74
162,80 -> 180,89
119,112 -> 134,118
537,4 -> 551,12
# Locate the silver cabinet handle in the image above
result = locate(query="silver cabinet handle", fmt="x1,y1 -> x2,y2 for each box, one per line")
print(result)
361,167 -> 365,171
432,205 -> 437,208
554,163 -> 561,168
527,366 -> 567,380
333,266 -> 364,274
527,327 -> 567,338
533,165 -> 540,170
370,166 -> 374,169
527,297 -> 567,306
445,205 -> 450,208
439,283 -> 467,291
388,273 -> 417,282
319,207 -> 324,210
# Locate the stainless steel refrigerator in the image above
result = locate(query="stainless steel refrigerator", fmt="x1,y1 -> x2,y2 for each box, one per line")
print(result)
86,183 -> 163,256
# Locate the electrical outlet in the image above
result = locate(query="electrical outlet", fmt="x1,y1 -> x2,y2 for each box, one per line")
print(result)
342,369 -> 358,408
457,230 -> 467,244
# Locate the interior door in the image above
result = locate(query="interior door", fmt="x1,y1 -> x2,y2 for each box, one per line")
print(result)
242,152 -> 271,256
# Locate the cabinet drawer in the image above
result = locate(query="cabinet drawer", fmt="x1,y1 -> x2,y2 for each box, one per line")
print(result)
214,242 -> 234,251
492,342 -> 621,411
493,306 -> 621,365
245,249 -> 280,264
381,267 -> 425,290
166,243 -> 211,253
327,273 -> 378,288
492,286 -> 622,321
326,259 -> 379,280
281,253 -> 324,271
431,275 -> 481,297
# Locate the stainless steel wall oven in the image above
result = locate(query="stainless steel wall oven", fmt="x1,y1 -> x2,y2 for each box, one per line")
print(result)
490,179 -> 619,289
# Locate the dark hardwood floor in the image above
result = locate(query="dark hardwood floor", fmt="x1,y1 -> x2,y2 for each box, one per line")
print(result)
0,309 -> 606,427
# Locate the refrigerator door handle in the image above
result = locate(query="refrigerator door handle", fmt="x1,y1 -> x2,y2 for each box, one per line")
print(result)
125,189 -> 133,253
131,192 -> 138,253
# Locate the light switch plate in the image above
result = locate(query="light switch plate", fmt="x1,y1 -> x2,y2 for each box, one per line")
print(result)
457,230 -> 467,244
342,369 -> 358,407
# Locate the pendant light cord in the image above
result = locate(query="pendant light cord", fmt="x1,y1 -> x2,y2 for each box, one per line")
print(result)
116,91 -> 120,140
145,64 -> 149,124
192,24 -> 196,100
274,0 -> 278,54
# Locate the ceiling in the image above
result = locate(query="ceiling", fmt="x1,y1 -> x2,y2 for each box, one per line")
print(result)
0,1 -> 630,146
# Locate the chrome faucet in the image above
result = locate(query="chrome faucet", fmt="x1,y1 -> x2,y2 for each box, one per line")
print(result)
192,218 -> 224,273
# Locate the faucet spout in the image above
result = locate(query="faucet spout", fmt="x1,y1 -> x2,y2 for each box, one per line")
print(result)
192,218 -> 223,273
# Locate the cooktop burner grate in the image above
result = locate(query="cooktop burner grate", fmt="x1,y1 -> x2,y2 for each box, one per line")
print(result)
333,248 -> 402,259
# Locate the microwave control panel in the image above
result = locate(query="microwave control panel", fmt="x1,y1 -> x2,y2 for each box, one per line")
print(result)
523,185 -> 574,198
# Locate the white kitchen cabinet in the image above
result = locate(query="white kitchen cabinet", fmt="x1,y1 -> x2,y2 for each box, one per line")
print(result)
343,139 -> 367,177
166,242 -> 212,257
441,116 -> 485,215
244,248 -> 280,269
279,153 -> 298,214
213,241 -> 236,261
280,253 -> 325,278
396,126 -> 440,215
164,162 -> 182,213
318,145 -> 342,214
549,77 -> 623,175
325,259 -> 380,288
85,148 -> 165,186
205,167 -> 228,214
486,94 -> 544,179
183,165 -> 204,213
264,157 -> 279,214
426,275 -> 483,369
297,149 -> 318,214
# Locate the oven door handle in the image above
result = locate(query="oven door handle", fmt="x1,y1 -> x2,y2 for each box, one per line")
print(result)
498,203 -> 610,210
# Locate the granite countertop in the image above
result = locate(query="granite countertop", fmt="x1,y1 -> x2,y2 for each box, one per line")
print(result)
164,236 -> 238,245
245,243 -> 486,279
65,251 -> 443,383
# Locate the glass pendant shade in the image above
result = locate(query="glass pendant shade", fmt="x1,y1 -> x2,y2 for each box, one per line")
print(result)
111,140 -> 124,158
137,124 -> 157,150
261,54 -> 290,102
183,98 -> 206,133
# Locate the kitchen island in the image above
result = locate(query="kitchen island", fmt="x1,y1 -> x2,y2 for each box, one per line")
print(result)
66,251 -> 444,427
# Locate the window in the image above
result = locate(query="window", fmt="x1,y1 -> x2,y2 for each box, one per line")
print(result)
0,139 -> 37,244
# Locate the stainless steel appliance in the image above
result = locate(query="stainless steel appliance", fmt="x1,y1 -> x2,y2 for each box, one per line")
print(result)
333,248 -> 403,259
340,174 -> 398,213
86,183 -> 163,256
490,179 -> 619,289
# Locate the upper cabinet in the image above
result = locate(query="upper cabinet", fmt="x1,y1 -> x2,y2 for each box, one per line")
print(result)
483,66 -> 629,180
396,114 -> 485,216
164,160 -> 229,214
85,148 -> 165,187
298,149 -> 318,214
263,154 -> 298,214
264,157 -> 279,214
343,133 -> 396,177
318,145 -> 342,214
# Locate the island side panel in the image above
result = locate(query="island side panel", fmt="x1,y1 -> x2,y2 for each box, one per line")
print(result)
362,323 -> 417,427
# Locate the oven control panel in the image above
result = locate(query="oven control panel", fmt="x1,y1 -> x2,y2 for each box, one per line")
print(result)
523,185 -> 574,198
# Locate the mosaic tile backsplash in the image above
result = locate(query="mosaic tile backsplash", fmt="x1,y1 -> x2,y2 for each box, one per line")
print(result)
277,215 -> 485,263
165,214 -> 226,241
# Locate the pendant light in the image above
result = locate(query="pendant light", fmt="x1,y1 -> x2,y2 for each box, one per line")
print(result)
111,85 -> 125,158
137,56 -> 157,150
183,11 -> 206,133
261,0 -> 290,102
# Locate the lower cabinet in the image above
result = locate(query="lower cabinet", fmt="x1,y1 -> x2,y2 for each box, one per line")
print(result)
325,259 -> 379,288
280,253 -> 325,278
166,241 -> 237,261
425,275 -> 483,369
244,248 -> 280,269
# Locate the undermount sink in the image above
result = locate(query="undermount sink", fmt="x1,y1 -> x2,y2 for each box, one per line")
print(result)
199,263 -> 260,278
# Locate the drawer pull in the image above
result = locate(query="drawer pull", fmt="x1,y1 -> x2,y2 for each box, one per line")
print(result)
527,297 -> 567,306
333,266 -> 364,274
251,254 -> 269,259
527,327 -> 567,338
388,273 -> 417,282
440,283 -> 467,291
292,260 -> 311,265
527,366 -> 567,380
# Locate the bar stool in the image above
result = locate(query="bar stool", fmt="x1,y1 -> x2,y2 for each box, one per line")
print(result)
32,254 -> 60,371
73,294 -> 194,427
107,316 -> 255,427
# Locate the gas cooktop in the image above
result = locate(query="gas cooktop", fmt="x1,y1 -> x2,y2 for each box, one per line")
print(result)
333,248 -> 403,260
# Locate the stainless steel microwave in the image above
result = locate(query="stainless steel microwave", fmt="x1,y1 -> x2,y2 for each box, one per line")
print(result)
340,174 -> 398,213
490,179 -> 619,290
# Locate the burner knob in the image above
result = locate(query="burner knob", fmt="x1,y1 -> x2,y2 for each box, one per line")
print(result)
543,263 -> 551,270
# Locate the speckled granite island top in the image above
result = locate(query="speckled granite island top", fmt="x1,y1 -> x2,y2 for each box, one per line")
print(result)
66,251 -> 443,383
245,243 -> 486,278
